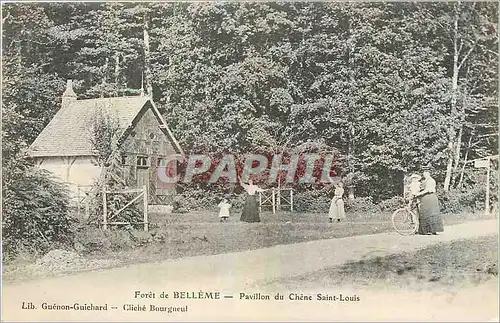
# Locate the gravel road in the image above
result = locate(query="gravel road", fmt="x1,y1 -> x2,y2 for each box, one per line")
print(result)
2,219 -> 498,322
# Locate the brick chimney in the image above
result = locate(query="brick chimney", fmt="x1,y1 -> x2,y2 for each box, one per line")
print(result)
62,79 -> 77,108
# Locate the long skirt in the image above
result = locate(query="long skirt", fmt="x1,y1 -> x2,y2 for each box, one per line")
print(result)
329,198 -> 346,220
418,193 -> 444,234
241,195 -> 260,223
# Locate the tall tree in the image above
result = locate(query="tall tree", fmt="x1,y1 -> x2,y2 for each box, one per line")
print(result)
422,1 -> 499,191
2,2 -> 497,202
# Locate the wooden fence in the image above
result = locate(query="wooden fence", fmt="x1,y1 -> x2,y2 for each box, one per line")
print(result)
258,188 -> 294,214
102,186 -> 149,231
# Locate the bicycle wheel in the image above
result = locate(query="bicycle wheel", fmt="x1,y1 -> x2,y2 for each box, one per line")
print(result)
392,207 -> 418,236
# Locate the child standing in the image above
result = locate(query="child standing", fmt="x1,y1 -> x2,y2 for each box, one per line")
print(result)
218,198 -> 231,223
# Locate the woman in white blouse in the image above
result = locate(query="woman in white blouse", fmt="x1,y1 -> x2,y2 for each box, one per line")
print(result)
329,181 -> 346,223
239,177 -> 266,223
415,171 -> 444,235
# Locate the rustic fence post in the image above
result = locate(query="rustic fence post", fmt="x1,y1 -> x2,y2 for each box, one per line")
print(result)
277,189 -> 281,211
259,191 -> 262,213
272,188 -> 276,214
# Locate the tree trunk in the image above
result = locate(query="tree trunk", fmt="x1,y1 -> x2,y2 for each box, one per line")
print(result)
143,13 -> 153,96
450,125 -> 463,188
451,89 -> 467,189
347,125 -> 355,200
457,135 -> 472,189
346,16 -> 355,200
444,2 -> 461,192
452,77 -> 472,188
444,146 -> 454,191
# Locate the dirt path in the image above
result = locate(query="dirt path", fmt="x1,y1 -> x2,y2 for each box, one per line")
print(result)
3,219 -> 498,322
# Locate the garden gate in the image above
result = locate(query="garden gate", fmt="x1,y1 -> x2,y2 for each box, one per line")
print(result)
258,188 -> 294,214
102,186 -> 149,231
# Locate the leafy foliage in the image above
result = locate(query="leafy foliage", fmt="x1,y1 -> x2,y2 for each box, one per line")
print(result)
87,115 -> 142,227
2,2 -> 498,224
2,162 -> 73,259
89,112 -> 121,167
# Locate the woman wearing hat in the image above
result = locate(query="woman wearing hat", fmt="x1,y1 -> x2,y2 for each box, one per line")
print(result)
239,177 -> 266,223
408,174 -> 422,211
415,171 -> 444,235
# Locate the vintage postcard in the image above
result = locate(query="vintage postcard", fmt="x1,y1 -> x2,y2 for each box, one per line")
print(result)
1,1 -> 499,322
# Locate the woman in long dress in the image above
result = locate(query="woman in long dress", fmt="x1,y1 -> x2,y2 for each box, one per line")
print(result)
416,171 -> 444,235
239,178 -> 266,223
329,182 -> 346,223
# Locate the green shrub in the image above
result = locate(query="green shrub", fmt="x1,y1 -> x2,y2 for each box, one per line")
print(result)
86,178 -> 143,227
443,168 -> 498,213
294,189 -> 330,213
86,116 -> 142,227
2,166 -> 74,259
437,188 -> 484,214
173,185 -> 246,213
378,196 -> 405,211
73,224 -> 176,254
345,196 -> 381,213
225,194 -> 246,213
438,192 -> 463,214
74,226 -> 137,254
73,226 -> 112,253
173,188 -> 218,213
128,229 -> 154,247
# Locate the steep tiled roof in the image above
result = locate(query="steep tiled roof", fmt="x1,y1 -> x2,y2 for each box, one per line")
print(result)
28,96 -> 182,157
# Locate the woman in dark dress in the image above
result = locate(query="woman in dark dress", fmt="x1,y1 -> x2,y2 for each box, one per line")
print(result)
239,178 -> 266,223
416,171 -> 444,235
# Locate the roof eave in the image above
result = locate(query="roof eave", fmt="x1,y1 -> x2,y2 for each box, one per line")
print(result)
148,100 -> 185,155
29,152 -> 98,158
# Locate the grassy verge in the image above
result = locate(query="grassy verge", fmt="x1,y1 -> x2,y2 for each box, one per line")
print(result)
260,235 -> 499,291
148,209 -> 489,225
2,211 -> 494,283
73,211 -> 490,266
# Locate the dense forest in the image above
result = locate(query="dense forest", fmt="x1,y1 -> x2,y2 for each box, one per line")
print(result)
2,2 -> 498,208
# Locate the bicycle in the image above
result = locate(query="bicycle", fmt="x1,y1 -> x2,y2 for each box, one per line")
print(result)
392,201 -> 419,235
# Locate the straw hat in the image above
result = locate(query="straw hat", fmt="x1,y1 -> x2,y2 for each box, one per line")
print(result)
410,173 -> 421,180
